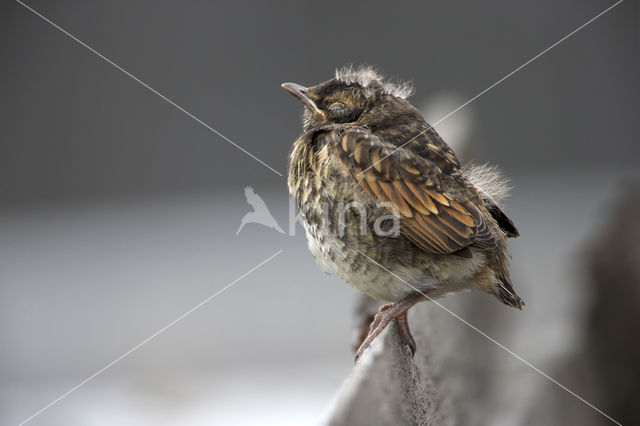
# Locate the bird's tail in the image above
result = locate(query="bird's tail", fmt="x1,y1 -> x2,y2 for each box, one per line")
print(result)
491,243 -> 524,310
495,276 -> 524,309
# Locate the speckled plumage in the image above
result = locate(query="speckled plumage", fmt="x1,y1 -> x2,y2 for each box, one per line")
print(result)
288,125 -> 487,303
283,67 -> 522,358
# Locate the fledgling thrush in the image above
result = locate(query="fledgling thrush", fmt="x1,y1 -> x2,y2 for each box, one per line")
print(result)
282,66 -> 523,361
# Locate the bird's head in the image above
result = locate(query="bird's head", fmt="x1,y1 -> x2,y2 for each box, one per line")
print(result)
282,65 -> 419,132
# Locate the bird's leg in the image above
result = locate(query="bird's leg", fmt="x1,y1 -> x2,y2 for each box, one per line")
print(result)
355,293 -> 423,362
395,311 -> 416,356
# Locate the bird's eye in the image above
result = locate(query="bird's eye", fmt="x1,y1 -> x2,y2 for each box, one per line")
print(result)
328,102 -> 346,114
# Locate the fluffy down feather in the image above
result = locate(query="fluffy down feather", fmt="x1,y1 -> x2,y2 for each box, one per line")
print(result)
335,65 -> 414,99
462,163 -> 511,205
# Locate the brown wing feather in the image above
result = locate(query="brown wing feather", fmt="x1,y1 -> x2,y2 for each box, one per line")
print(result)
326,127 -> 495,255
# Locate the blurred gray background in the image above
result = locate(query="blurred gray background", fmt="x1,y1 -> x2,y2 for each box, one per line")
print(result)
1,0 -> 639,425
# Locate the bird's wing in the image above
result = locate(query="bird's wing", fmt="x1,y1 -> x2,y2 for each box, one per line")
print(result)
321,127 -> 495,254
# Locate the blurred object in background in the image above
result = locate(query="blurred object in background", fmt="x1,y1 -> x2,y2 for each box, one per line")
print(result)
421,93 -> 475,161
584,185 -> 640,425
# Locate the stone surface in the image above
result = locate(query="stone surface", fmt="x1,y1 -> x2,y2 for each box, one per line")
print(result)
327,320 -> 440,426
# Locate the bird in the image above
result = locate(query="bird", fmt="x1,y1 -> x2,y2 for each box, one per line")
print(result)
236,186 -> 285,235
282,65 -> 522,361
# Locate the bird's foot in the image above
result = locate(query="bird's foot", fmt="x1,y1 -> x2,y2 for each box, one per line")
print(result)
354,294 -> 422,362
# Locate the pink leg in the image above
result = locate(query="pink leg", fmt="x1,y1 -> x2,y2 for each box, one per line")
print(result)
355,293 -> 423,361
367,303 -> 393,334
396,312 -> 416,356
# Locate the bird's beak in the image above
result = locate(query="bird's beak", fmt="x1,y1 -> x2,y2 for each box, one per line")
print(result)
281,82 -> 325,117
